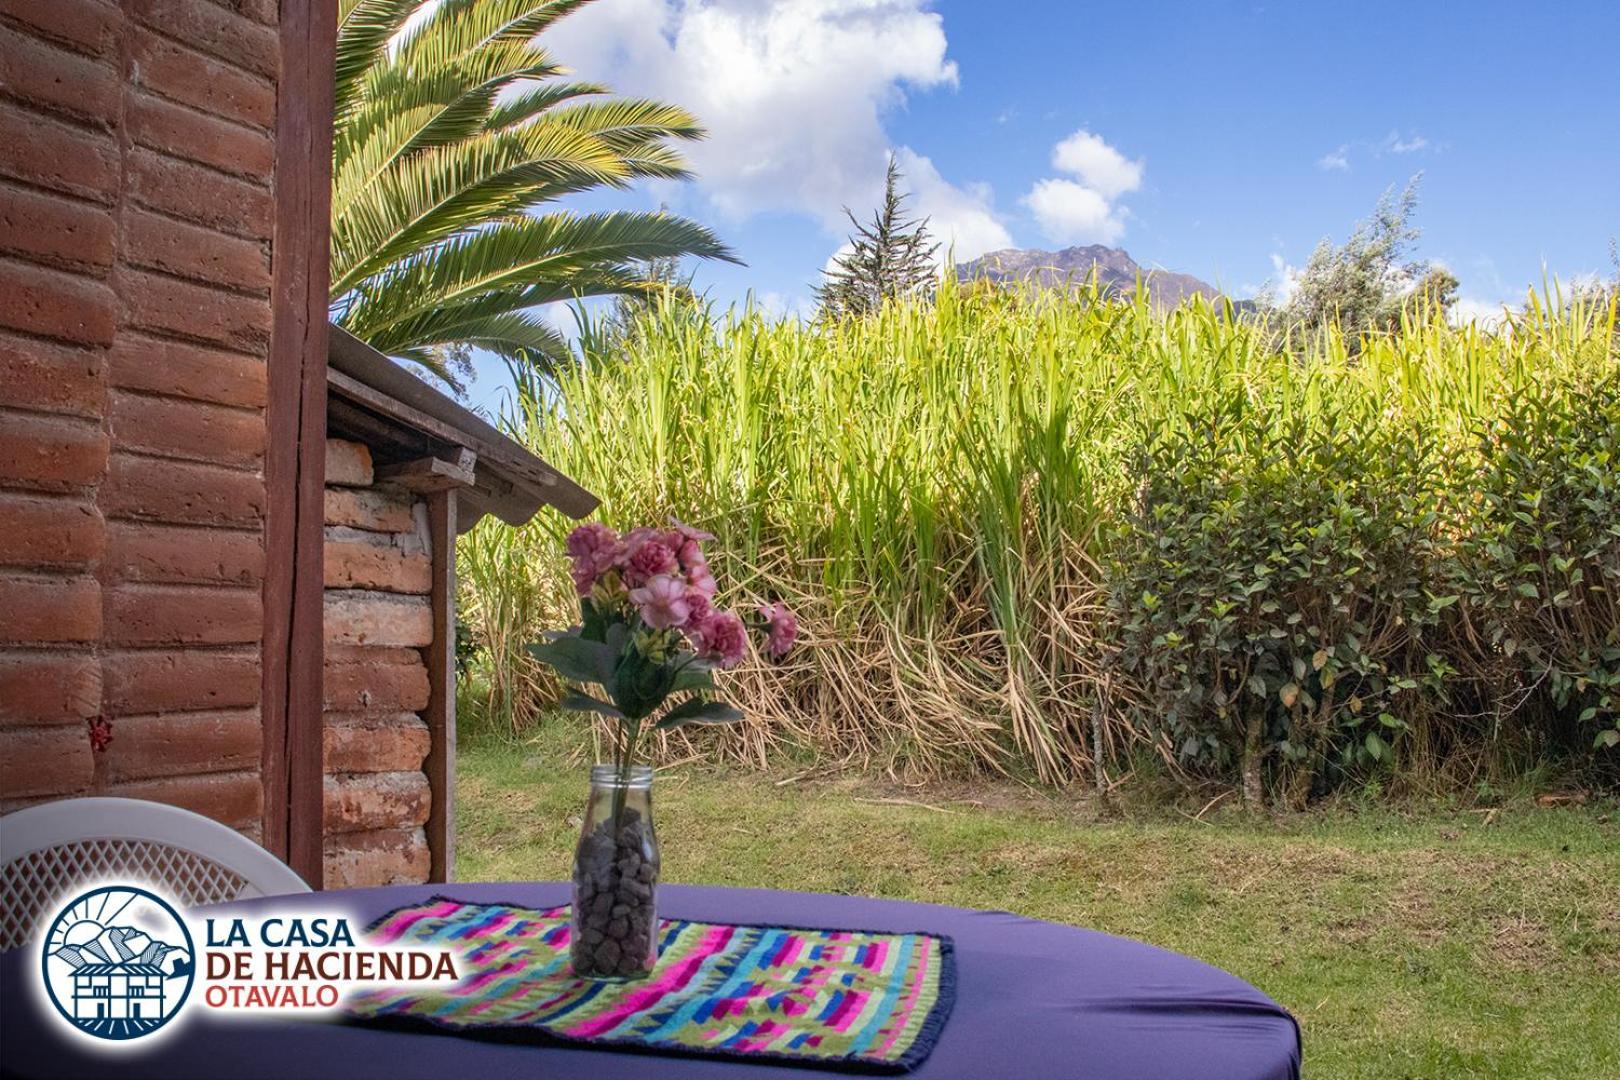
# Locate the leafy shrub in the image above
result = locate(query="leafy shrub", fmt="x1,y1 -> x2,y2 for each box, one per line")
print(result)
1108,399 -> 1446,807
1450,376 -> 1620,754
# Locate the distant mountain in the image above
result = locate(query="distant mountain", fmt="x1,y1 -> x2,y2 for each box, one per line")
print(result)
957,245 -> 1223,310
54,925 -> 188,974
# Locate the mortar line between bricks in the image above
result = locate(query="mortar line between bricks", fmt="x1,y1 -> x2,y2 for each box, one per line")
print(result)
126,140 -> 272,195
127,81 -> 276,140
128,11 -> 279,81
110,383 -> 270,418
0,173 -> 116,210
125,259 -> 276,303
0,91 -> 118,141
108,445 -> 265,475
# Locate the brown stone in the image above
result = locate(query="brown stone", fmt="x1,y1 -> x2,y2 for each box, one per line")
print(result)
0,0 -> 120,59
324,487 -> 415,533
129,0 -> 280,79
325,653 -> 430,713
0,651 -> 101,725
324,534 -> 431,593
126,148 -> 273,241
0,412 -> 108,492
102,453 -> 264,527
123,209 -> 271,294
0,104 -> 118,202
0,182 -> 116,273
323,827 -> 430,889
323,590 -> 432,648
0,333 -> 104,418
108,333 -> 267,409
107,769 -> 262,829
110,389 -> 265,467
99,709 -> 262,781
105,521 -> 262,585
103,648 -> 260,713
0,574 -> 100,644
325,439 -> 373,487
324,713 -> 431,773
0,494 -> 103,570
122,269 -> 271,354
129,27 -> 276,130
0,258 -> 117,347
0,725 -> 93,799
105,584 -> 261,646
127,90 -> 274,181
323,771 -> 431,834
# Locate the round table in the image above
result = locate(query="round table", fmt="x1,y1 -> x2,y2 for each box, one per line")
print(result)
0,882 -> 1299,1079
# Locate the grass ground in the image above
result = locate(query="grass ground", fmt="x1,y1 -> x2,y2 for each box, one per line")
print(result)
457,722 -> 1620,1079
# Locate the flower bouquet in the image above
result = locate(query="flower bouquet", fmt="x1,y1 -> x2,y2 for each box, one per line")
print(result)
529,521 -> 796,979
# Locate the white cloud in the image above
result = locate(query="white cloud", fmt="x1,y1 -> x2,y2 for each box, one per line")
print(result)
893,147 -> 1012,263
1450,296 -> 1507,327
1383,131 -> 1430,154
545,0 -> 977,230
1317,145 -> 1350,171
1023,179 -> 1127,245
1050,129 -> 1143,199
1021,128 -> 1140,245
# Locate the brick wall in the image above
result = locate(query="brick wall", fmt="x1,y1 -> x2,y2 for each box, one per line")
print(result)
320,439 -> 432,887
0,0 -> 280,834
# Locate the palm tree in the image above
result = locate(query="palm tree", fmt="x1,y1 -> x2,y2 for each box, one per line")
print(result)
331,0 -> 737,388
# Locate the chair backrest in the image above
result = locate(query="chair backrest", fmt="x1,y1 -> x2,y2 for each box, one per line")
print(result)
0,797 -> 310,951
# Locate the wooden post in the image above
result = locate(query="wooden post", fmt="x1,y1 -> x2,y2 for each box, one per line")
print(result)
264,0 -> 337,886
425,489 -> 458,881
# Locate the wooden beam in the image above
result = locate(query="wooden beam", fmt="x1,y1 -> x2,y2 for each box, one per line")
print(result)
424,489 -> 458,882
263,0 -> 337,887
376,449 -> 477,493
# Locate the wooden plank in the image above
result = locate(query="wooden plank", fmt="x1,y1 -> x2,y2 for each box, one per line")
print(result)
424,489 -> 457,882
262,0 -> 337,887
376,450 -> 477,493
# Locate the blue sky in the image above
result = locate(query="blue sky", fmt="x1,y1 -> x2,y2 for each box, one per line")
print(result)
467,0 -> 1619,407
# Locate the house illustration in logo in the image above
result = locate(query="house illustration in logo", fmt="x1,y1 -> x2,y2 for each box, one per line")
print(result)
43,887 -> 194,1040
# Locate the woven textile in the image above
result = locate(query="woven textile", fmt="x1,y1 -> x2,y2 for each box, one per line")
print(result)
348,897 -> 954,1073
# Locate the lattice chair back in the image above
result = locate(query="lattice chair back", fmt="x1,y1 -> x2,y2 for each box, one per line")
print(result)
0,797 -> 310,951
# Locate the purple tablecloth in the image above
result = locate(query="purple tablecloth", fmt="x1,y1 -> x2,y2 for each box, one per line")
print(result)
0,882 -> 1299,1079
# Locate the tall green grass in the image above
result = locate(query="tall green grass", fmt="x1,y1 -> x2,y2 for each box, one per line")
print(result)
459,282 -> 1617,796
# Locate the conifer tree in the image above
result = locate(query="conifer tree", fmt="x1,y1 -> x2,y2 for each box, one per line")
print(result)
816,158 -> 940,320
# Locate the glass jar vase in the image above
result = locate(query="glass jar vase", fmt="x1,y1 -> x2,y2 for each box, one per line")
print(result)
570,764 -> 660,980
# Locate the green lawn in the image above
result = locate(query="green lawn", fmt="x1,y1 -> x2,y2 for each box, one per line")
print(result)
457,723 -> 1620,1079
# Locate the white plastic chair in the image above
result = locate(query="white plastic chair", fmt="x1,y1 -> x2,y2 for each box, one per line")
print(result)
0,797 -> 311,951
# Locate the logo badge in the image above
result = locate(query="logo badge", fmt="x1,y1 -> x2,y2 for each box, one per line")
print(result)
40,885 -> 195,1041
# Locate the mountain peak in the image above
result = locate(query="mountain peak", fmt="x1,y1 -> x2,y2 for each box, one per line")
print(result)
957,245 -> 1220,309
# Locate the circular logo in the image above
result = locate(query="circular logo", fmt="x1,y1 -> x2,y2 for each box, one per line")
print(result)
40,885 -> 195,1041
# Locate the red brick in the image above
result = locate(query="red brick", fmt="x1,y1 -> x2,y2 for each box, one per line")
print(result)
325,487 -> 416,532
0,0 -> 119,59
107,769 -> 262,828
99,708 -> 262,781
106,583 -> 261,646
0,493 -> 103,569
124,209 -> 270,294
128,92 -> 274,180
325,653 -> 430,713
324,713 -> 431,774
325,439 -> 373,487
324,771 -> 430,834
0,258 -> 116,346
324,591 -> 432,648
105,521 -> 262,585
0,724 -> 94,798
0,104 -> 117,201
130,0 -> 279,79
0,333 -> 103,418
130,28 -> 275,130
0,24 -> 119,124
0,651 -> 100,725
102,452 -> 264,526
324,536 -> 432,593
123,269 -> 271,354
0,573 -> 100,643
0,182 -> 116,274
127,148 -> 273,240
110,390 -> 264,466
107,332 -> 266,408
103,647 -> 259,713
324,827 -> 429,889
0,411 -> 108,491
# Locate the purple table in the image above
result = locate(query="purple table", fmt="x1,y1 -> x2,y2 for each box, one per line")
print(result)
0,883 -> 1299,1079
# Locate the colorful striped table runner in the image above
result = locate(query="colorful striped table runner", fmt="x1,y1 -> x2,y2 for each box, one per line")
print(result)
347,897 -> 955,1073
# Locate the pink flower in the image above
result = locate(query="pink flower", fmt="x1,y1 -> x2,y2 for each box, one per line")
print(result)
684,587 -> 713,623
566,523 -> 620,596
758,602 -> 799,659
625,539 -> 677,585
690,609 -> 748,669
628,574 -> 693,630
670,518 -> 715,543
